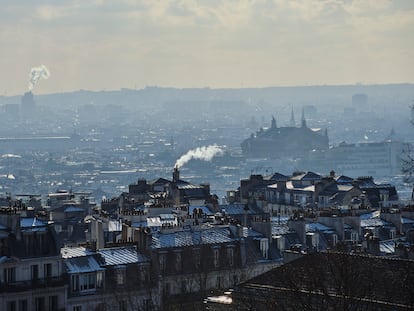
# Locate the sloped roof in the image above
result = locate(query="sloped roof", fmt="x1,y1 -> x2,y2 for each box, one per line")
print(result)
306,222 -> 334,233
61,246 -> 95,258
151,227 -> 234,249
65,255 -> 104,274
334,175 -> 354,184
149,177 -> 171,185
290,171 -> 321,181
98,247 -> 148,266
20,217 -> 46,228
264,172 -> 289,182
221,204 -> 254,215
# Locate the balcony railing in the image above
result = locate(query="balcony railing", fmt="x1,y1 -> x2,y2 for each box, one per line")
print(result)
0,275 -> 68,293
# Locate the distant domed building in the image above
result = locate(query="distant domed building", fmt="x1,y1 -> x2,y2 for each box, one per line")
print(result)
241,110 -> 328,158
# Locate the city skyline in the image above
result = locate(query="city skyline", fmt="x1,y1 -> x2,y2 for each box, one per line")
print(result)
1,0 -> 414,95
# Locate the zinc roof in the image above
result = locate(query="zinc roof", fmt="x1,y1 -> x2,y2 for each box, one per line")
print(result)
61,247 -> 95,258
98,247 -> 148,266
65,255 -> 104,274
151,227 -> 234,249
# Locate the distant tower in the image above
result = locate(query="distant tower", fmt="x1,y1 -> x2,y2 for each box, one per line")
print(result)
21,91 -> 36,119
301,107 -> 307,128
271,116 -> 277,129
290,107 -> 296,127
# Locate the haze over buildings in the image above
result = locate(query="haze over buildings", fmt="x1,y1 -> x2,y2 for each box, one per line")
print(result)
1,1 -> 414,95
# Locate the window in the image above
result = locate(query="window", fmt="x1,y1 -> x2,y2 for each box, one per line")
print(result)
332,234 -> 338,246
73,306 -> 82,311
181,280 -> 187,293
72,273 -> 100,292
71,275 -> 79,292
175,252 -> 181,272
4,267 -> 16,283
44,263 -> 52,279
80,273 -> 96,291
164,282 -> 170,296
119,300 -> 127,311
96,271 -> 104,288
49,296 -> 58,311
143,299 -> 151,311
34,297 -> 45,311
351,232 -> 358,243
31,265 -> 39,280
227,248 -> 234,267
140,267 -> 149,285
18,300 -> 28,311
233,274 -> 238,286
216,276 -> 223,288
6,301 -> 16,311
193,249 -> 201,269
213,248 -> 220,268
116,268 -> 126,286
159,254 -> 166,272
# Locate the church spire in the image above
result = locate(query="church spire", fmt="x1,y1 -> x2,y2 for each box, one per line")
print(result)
271,115 -> 277,129
301,107 -> 307,128
290,106 -> 296,127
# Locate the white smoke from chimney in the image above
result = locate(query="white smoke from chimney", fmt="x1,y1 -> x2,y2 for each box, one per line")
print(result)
174,145 -> 224,169
28,65 -> 50,91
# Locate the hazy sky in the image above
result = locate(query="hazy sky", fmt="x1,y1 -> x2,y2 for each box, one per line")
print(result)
1,0 -> 413,95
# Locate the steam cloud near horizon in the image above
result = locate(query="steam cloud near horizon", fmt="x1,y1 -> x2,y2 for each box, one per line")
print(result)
174,145 -> 224,169
28,65 -> 50,91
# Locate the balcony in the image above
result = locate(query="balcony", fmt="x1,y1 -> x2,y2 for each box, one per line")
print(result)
0,275 -> 68,293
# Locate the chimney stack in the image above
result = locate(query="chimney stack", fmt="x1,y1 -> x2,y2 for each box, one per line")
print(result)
173,167 -> 180,182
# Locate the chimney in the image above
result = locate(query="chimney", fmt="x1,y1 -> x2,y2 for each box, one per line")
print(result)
173,167 -> 180,182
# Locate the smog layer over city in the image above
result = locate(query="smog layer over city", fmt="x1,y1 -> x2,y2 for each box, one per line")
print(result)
1,1 -> 414,311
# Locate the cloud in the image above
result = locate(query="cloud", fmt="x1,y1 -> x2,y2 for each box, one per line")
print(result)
1,0 -> 413,94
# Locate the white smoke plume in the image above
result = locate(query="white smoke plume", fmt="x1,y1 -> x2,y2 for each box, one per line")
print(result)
174,145 -> 224,169
28,65 -> 50,90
